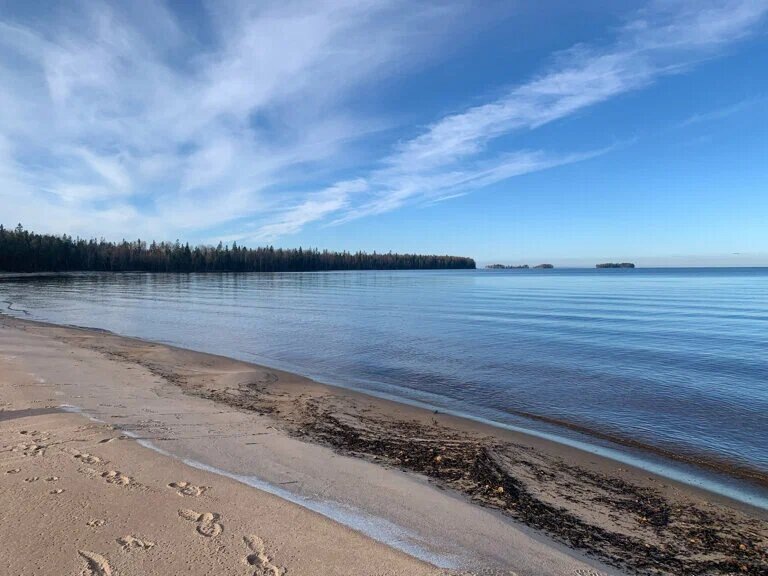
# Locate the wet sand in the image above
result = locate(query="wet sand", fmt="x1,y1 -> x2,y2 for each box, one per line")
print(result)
0,372 -> 441,575
1,314 -> 766,575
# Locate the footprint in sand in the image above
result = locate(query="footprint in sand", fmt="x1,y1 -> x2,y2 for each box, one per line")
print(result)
102,470 -> 132,486
46,476 -> 59,482
78,550 -> 112,576
50,488 -> 64,494
64,448 -> 105,465
117,535 -> 156,551
12,442 -> 46,457
75,453 -> 104,465
21,430 -> 51,443
244,535 -> 285,576
178,509 -> 223,537
196,520 -> 223,537
87,519 -> 106,528
168,480 -> 207,497
178,509 -> 202,521
6,468 -> 20,474
24,476 -> 39,482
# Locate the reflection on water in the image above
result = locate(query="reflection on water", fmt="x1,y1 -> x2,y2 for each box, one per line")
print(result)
2,268 -> 767,485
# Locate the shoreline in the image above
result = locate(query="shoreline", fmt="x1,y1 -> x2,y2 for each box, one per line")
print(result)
0,396 -> 444,575
2,282 -> 766,498
239,352 -> 768,506
247,349 -> 768,510
58,403 -> 453,567
1,313 -> 622,576
1,314 -> 766,574
4,305 -> 767,506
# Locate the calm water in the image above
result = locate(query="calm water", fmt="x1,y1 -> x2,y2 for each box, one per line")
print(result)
2,268 -> 767,488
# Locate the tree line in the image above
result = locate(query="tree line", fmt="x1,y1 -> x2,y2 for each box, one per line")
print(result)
0,225 -> 475,273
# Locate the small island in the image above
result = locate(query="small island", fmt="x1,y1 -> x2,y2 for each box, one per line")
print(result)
485,263 -> 554,269
596,262 -> 635,268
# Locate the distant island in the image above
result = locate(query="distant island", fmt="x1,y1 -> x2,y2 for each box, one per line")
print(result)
596,262 -> 635,268
485,263 -> 554,269
0,225 -> 476,273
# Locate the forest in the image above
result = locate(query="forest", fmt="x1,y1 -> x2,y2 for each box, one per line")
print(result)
0,225 -> 475,273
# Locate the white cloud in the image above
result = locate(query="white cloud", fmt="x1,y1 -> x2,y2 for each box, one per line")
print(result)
680,96 -> 766,126
0,1 -> 765,243
253,179 -> 368,241
0,0 -> 467,241
320,0 -> 768,227
331,149 -> 610,225
73,149 -> 132,193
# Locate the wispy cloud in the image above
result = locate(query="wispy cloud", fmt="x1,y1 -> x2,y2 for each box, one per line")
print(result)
303,0 -> 768,232
679,96 -> 766,126
254,179 -> 368,241
0,1 -> 766,244
0,0 -> 469,240
330,148 -> 612,225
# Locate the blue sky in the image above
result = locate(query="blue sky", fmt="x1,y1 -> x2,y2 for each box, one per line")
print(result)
1,0 -> 767,265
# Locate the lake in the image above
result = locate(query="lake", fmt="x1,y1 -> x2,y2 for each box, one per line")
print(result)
2,268 -> 766,494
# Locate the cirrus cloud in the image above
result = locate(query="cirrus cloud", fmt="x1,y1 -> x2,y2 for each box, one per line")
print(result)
0,0 -> 766,245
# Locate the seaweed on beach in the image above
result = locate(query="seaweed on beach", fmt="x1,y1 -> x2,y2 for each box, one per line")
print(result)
58,327 -> 768,576
246,394 -> 768,576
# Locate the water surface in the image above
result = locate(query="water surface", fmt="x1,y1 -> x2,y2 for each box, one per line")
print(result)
2,268 -> 766,493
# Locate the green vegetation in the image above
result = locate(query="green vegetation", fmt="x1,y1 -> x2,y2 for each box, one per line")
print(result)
0,225 -> 475,273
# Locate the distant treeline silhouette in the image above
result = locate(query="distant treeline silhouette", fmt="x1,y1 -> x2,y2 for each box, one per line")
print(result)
0,225 -> 475,273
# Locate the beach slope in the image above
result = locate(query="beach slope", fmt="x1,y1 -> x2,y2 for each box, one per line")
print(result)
0,365 -> 446,575
1,315 -> 766,575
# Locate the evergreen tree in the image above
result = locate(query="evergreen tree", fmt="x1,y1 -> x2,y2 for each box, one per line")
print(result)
0,225 -> 476,273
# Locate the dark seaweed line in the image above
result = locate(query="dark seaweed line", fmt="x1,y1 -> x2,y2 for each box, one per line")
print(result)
285,407 -> 766,576
70,334 -> 767,576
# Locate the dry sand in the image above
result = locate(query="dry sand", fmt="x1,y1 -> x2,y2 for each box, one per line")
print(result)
1,315 -> 766,575
0,362 -> 447,575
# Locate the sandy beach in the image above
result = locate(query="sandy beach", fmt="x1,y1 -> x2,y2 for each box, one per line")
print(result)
1,314 -> 766,575
0,411 -> 440,576
0,345 -> 446,575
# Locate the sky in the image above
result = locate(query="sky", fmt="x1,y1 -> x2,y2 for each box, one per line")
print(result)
1,0 -> 767,266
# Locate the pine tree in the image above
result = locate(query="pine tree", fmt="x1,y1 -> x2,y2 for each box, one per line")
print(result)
0,225 -> 476,273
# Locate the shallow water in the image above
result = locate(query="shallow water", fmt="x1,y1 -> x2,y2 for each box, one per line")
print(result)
2,268 -> 767,486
